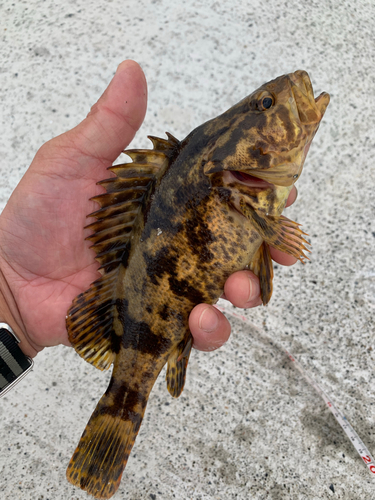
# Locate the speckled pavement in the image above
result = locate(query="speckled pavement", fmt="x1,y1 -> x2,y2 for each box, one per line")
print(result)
1,1 -> 375,499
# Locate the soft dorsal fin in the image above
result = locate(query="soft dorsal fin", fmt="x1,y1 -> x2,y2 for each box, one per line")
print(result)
67,133 -> 180,370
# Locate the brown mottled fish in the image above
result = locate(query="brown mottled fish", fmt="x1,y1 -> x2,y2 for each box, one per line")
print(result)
66,70 -> 329,498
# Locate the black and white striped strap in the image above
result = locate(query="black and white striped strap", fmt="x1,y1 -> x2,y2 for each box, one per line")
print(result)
0,324 -> 33,398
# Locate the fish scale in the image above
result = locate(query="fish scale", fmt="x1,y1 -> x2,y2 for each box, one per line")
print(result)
66,70 -> 329,498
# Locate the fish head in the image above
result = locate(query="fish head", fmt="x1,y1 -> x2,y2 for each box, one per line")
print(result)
203,70 -> 330,188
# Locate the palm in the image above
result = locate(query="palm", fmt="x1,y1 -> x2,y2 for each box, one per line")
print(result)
0,141 -> 112,348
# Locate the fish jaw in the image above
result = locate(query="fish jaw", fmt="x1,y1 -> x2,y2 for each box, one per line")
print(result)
223,170 -> 293,218
288,70 -> 330,124
314,91 -> 330,117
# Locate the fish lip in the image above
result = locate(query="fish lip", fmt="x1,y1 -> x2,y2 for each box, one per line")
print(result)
289,70 -> 330,123
290,70 -> 315,100
314,91 -> 330,116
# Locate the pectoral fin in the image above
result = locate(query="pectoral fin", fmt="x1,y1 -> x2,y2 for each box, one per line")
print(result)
240,199 -> 310,262
248,242 -> 274,305
166,334 -> 192,398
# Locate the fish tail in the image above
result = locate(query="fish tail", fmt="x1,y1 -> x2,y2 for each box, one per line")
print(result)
66,391 -> 145,499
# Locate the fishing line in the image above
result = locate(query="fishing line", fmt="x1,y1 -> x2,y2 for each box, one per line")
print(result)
215,304 -> 375,476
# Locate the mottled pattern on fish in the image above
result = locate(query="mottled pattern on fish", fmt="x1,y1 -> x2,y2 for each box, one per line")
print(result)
66,71 -> 329,498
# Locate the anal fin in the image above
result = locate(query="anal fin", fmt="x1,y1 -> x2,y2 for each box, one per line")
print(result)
166,334 -> 193,398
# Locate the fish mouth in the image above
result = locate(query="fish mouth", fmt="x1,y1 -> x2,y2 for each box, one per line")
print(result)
230,170 -> 274,188
231,159 -> 301,188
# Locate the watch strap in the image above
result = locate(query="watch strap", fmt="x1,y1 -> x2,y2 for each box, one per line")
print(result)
0,323 -> 33,397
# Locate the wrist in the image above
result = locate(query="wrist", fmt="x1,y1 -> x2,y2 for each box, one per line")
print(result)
0,266 -> 38,358
0,323 -> 34,397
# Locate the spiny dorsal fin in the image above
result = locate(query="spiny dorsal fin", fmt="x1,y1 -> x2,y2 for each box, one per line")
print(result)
87,132 -> 180,272
67,133 -> 180,370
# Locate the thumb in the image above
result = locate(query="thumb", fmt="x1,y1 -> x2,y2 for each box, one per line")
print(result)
37,60 -> 148,177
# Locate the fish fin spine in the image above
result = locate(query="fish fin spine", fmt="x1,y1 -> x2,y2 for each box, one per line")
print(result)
87,133 -> 180,273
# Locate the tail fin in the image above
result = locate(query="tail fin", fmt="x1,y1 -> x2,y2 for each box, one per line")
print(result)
66,395 -> 143,499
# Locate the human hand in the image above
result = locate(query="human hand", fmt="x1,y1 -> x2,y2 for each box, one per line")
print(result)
0,60 -> 147,357
0,60 -> 297,358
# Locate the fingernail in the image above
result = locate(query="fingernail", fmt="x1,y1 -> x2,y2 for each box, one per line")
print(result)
199,307 -> 219,332
293,186 -> 298,203
248,276 -> 260,302
285,186 -> 298,208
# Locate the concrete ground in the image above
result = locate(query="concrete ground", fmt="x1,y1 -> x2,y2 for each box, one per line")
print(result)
1,1 -> 375,499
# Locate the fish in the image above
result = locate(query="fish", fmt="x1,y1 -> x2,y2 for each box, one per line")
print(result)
66,70 -> 329,498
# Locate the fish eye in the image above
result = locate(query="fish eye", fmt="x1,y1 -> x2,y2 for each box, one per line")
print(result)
262,96 -> 274,109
